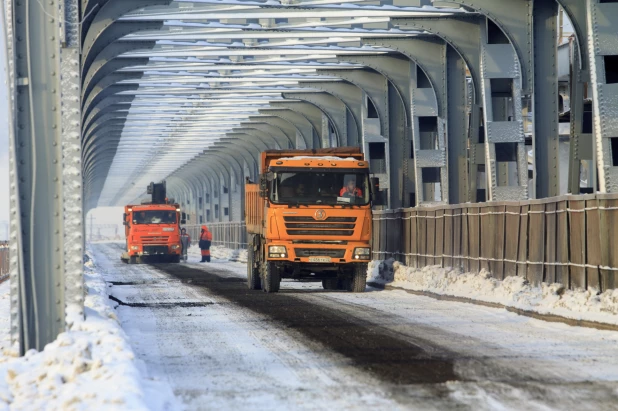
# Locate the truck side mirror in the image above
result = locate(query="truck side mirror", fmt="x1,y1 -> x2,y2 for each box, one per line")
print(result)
259,173 -> 271,198
181,212 -> 187,225
370,177 -> 386,206
122,213 -> 127,226
181,220 -> 186,225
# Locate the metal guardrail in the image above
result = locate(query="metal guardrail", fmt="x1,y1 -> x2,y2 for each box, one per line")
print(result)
372,194 -> 618,292
184,223 -> 248,250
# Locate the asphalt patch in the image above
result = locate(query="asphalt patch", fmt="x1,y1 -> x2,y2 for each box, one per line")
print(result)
109,295 -> 214,308
156,264 -> 459,385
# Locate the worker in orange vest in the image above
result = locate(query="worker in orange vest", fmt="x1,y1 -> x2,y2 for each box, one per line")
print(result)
199,225 -> 212,263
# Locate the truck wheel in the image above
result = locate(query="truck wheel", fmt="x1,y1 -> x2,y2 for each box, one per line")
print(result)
247,247 -> 261,290
262,262 -> 280,293
129,256 -> 138,264
351,263 -> 368,293
322,278 -> 338,290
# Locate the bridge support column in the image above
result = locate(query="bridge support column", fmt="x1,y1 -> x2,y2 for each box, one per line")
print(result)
587,0 -> 618,193
7,0 -> 84,353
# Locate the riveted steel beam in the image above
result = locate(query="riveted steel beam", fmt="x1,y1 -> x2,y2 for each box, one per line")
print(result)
238,123 -> 293,149
248,116 -> 302,148
363,37 -> 449,204
283,92 -> 350,146
82,41 -> 154,100
532,1 -> 560,198
268,101 -> 330,147
297,81 -> 363,146
339,54 -> 413,125
83,95 -> 135,124
393,16 -> 484,202
82,0 -> 169,75
83,84 -> 139,122
587,0 -> 618,193
8,0 -> 83,353
567,40 -> 594,195
316,67 -> 393,205
434,0 -> 533,94
337,53 -> 415,207
232,127 -> 282,152
257,108 -> 316,148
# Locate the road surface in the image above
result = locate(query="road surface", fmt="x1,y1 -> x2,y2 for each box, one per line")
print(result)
93,243 -> 618,410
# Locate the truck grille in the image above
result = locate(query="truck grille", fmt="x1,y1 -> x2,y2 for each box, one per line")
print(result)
283,216 -> 357,237
284,217 -> 356,223
141,235 -> 170,244
143,245 -> 168,255
295,248 -> 346,258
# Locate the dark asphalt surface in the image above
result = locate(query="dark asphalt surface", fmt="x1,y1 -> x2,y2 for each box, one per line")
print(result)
155,262 -> 459,385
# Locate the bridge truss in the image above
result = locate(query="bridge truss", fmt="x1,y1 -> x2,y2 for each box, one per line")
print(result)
4,0 -> 618,352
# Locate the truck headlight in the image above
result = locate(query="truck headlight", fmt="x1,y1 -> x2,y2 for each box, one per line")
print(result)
171,244 -> 180,250
269,245 -> 287,258
131,246 -> 139,250
353,248 -> 371,259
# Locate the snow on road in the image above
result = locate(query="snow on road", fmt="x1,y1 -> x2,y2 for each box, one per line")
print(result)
0,249 -> 178,410
93,243 -> 618,410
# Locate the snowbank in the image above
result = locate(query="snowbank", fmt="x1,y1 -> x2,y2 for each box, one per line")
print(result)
368,260 -> 618,326
188,244 -> 248,263
0,250 -> 179,410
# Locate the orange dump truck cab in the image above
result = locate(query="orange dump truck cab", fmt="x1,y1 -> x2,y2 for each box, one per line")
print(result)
121,182 -> 184,264
245,147 -> 377,293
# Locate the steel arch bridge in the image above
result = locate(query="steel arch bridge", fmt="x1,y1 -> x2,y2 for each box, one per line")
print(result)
4,0 -> 618,352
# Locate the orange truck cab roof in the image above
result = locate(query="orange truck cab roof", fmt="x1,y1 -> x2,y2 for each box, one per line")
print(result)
261,147 -> 365,173
126,204 -> 179,211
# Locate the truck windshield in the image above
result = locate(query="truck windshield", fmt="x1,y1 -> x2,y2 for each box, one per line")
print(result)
270,171 -> 370,205
132,210 -> 177,225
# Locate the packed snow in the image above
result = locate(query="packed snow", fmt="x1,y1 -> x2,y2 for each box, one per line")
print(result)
93,242 -> 618,410
0,250 -> 179,410
368,259 -> 618,326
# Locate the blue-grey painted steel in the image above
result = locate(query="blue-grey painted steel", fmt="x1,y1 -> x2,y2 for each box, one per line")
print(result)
9,0 -> 618,352
7,0 -> 84,353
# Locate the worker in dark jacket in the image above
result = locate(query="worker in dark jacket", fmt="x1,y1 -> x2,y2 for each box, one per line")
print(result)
199,225 -> 212,263
180,228 -> 191,262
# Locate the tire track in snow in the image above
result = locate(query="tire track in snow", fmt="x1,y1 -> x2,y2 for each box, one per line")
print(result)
156,263 -> 460,385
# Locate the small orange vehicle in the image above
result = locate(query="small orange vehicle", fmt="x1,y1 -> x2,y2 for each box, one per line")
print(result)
121,182 -> 186,264
245,147 -> 381,293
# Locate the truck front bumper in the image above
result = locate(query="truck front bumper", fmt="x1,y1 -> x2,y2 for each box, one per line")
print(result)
265,242 -> 371,264
128,244 -> 181,256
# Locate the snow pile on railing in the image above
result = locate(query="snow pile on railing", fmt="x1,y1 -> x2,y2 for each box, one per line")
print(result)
368,260 -> 618,326
0,251 -> 178,410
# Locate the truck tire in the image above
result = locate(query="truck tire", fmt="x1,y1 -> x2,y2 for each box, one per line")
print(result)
322,278 -> 338,290
247,247 -> 261,290
351,263 -> 368,293
129,256 -> 138,264
262,262 -> 280,293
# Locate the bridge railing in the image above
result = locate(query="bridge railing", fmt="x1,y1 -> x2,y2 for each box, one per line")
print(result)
184,223 -> 248,250
373,193 -> 618,292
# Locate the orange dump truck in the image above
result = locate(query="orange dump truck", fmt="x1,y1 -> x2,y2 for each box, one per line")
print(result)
245,147 -> 379,293
121,182 -> 186,264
